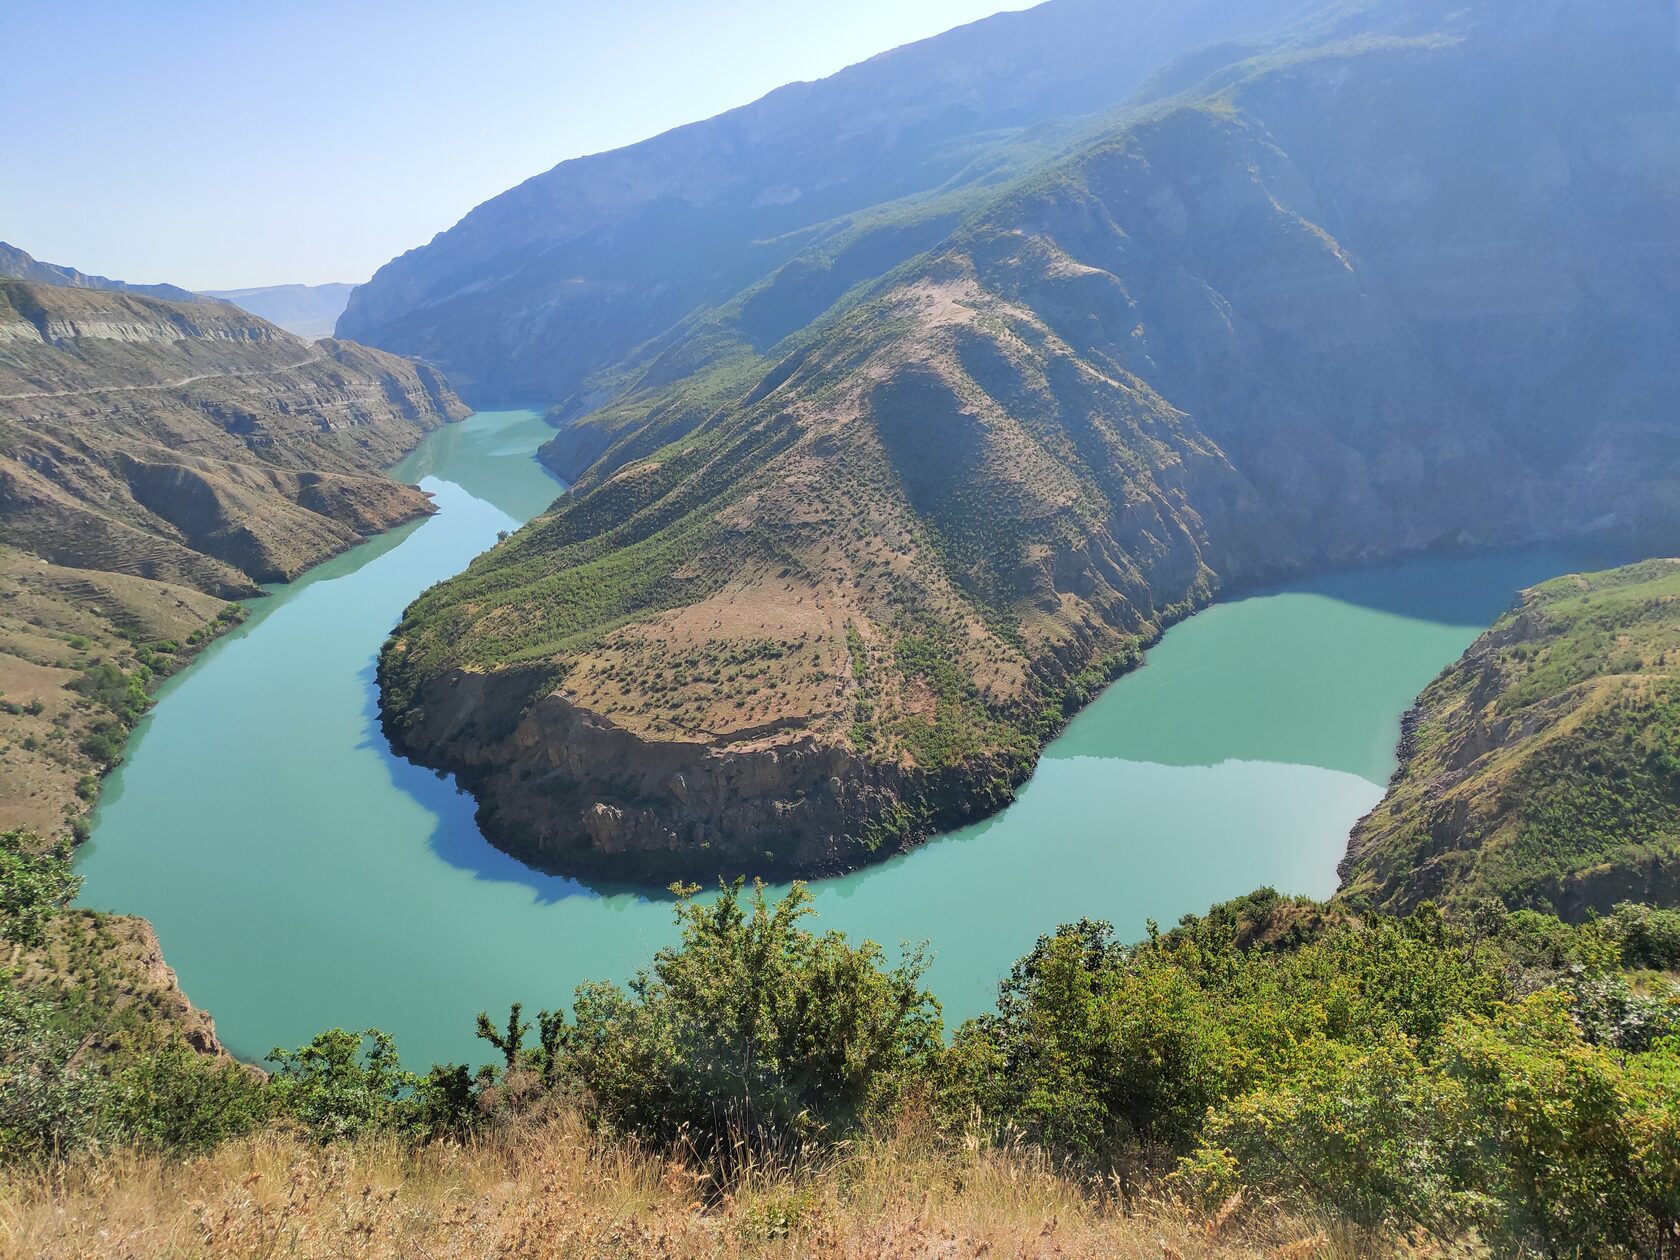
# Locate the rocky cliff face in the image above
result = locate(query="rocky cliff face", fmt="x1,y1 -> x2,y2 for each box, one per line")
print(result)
0,281 -> 468,596
379,0 -> 1680,885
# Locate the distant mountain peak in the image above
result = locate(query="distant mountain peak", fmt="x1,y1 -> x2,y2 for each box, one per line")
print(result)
202,282 -> 358,339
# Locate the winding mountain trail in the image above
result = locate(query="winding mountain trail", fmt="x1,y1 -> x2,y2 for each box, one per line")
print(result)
0,352 -> 326,402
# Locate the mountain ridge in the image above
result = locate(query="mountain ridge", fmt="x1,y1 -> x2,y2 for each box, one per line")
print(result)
337,0 -> 1310,401
204,283 -> 357,339
376,0 -> 1680,883
0,240 -> 208,305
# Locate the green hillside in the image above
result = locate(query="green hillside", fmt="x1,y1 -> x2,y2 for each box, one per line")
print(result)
1345,560 -> 1680,917
379,0 -> 1680,883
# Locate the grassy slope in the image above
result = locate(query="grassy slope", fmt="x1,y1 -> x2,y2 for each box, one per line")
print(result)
381,0 -> 1680,880
0,546 -> 236,840
0,1115 -> 1358,1259
1344,560 -> 1680,916
336,0 -> 1313,402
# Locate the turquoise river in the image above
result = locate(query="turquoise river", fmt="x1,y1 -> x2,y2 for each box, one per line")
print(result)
78,407 -> 1610,1066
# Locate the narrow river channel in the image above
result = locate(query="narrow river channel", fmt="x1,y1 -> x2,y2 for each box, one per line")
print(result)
77,406 -> 1608,1066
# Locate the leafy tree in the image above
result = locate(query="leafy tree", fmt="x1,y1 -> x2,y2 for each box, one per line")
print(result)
948,919 -> 1231,1166
412,1062 -> 479,1139
266,1028 -> 415,1142
476,1002 -> 529,1074
563,879 -> 940,1151
1196,992 -> 1680,1257
0,830 -> 81,950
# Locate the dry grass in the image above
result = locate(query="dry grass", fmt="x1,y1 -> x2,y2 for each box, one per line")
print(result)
0,1111 -> 1423,1260
0,546 -> 228,838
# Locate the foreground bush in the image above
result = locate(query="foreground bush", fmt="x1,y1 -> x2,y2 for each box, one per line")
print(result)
3,834 -> 1678,1256
944,895 -> 1680,1255
560,879 -> 941,1152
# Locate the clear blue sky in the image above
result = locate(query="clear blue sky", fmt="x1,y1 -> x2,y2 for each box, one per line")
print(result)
1,0 -> 1023,290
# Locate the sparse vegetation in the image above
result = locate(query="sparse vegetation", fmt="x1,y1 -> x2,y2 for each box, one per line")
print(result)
1346,560 -> 1680,917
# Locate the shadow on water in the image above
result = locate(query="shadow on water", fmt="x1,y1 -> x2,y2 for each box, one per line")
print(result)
78,399 -> 1671,1062
349,643 -> 613,907
1245,543 -> 1647,627
349,653 -> 681,908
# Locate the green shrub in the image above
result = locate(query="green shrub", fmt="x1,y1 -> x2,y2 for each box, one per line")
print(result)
265,1028 -> 417,1142
104,1043 -> 269,1153
1607,902 -> 1680,970
563,880 -> 940,1152
1195,992 -> 1680,1256
0,989 -> 106,1160
0,829 -> 81,949
946,919 -> 1232,1164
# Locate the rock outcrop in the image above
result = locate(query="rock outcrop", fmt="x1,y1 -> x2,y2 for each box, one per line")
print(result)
379,0 -> 1680,885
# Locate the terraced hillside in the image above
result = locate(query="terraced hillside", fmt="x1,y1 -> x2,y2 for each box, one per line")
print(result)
0,281 -> 468,596
1344,560 -> 1680,919
0,278 -> 467,840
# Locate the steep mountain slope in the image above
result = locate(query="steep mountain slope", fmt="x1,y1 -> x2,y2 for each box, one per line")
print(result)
1344,560 -> 1680,919
379,0 -> 1680,884
0,281 -> 467,596
337,0 -> 1308,401
0,241 -> 204,304
0,279 -> 467,840
205,282 -> 357,339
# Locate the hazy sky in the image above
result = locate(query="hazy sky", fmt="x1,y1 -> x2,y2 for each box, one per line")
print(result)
2,0 -> 1022,290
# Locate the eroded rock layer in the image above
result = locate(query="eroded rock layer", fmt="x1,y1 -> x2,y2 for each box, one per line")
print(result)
379,0 -> 1680,883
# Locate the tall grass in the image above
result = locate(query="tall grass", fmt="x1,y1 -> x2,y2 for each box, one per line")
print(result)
0,1107 -> 1397,1259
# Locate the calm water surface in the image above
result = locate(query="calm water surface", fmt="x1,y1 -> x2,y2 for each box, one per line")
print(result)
78,407 -> 1606,1065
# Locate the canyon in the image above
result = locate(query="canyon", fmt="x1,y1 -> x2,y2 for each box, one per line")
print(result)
371,0 -> 1680,883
